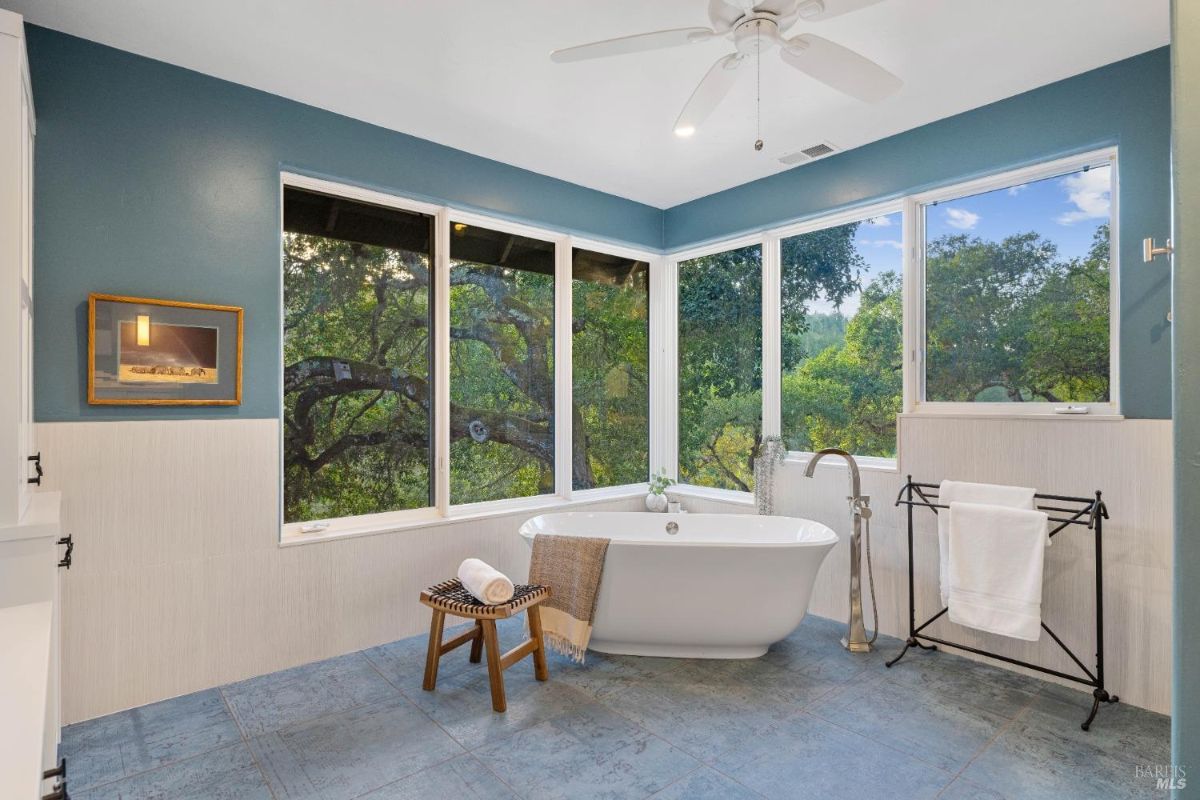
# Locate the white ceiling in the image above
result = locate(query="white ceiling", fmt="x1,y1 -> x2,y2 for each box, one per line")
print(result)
6,0 -> 1169,208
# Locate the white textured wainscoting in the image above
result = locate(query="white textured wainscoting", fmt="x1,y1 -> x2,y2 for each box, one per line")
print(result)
36,416 -> 1172,721
36,419 -> 641,724
775,415 -> 1172,715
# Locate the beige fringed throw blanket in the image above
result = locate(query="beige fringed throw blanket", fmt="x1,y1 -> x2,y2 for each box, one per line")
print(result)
528,533 -> 610,663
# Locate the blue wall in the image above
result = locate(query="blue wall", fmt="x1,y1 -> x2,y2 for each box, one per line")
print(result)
28,24 -> 1172,420
26,26 -> 662,421
665,48 -> 1173,419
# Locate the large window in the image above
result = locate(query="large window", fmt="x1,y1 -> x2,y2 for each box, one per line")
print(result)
281,176 -> 664,537
678,243 -> 762,491
921,158 -> 1114,406
281,148 -> 1120,529
282,187 -> 435,523
572,248 -> 649,489
780,210 -> 903,458
449,223 -> 556,504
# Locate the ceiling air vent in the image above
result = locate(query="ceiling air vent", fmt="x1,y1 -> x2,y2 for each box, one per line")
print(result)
778,141 -> 838,166
801,141 -> 836,158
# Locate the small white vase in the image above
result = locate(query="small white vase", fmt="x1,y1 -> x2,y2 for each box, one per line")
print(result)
645,492 -> 668,512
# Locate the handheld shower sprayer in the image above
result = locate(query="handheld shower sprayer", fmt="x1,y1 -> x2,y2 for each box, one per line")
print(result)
803,448 -> 878,653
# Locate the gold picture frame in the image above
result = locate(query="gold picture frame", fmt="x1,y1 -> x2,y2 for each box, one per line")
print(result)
87,293 -> 244,406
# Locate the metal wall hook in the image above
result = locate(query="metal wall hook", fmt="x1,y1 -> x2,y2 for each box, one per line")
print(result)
1143,237 -> 1173,262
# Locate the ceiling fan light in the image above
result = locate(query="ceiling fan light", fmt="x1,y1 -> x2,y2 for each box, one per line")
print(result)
674,125 -> 696,137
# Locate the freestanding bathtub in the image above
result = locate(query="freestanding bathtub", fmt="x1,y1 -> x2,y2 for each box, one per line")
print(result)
518,511 -> 838,659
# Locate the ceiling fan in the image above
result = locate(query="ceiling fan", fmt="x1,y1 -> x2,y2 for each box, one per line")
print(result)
550,0 -> 901,140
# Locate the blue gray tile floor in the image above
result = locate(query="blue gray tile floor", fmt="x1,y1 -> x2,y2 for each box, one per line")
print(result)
61,614 -> 1170,799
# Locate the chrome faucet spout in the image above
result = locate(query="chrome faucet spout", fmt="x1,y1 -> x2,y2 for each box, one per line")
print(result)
804,447 -> 862,502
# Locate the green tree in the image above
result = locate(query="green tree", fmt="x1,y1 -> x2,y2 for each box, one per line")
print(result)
677,225 -> 865,491
677,245 -> 763,491
572,266 -> 650,489
284,232 -> 651,520
783,272 -> 903,457
925,227 -> 1109,402
1025,225 -> 1111,402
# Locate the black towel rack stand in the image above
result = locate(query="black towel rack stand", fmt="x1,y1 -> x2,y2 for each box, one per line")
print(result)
886,476 -> 1116,730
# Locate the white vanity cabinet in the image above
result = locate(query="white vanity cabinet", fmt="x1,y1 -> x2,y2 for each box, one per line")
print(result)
0,496 -> 63,800
0,10 -> 67,800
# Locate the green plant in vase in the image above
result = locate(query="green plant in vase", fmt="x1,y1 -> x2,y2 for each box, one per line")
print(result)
646,470 -> 675,512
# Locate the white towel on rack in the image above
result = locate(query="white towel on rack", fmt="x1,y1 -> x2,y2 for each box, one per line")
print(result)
937,480 -> 1037,606
947,501 -> 1049,641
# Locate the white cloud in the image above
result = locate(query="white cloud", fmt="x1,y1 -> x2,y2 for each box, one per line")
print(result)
865,216 -> 893,227
1055,169 -> 1111,225
944,207 -> 980,230
1007,184 -> 1027,197
862,239 -> 904,250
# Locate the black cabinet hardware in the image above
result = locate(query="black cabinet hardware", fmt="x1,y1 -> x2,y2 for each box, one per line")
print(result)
57,535 -> 73,569
43,757 -> 66,779
28,451 -> 43,485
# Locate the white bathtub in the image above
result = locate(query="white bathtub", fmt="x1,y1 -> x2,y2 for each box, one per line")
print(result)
518,511 -> 838,659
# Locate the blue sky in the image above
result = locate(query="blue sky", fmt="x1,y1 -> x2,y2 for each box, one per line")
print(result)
802,164 -> 1111,317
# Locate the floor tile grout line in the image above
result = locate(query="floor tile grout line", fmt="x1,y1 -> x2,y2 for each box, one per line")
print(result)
648,761 -> 772,800
933,699 -> 1037,798
794,707 -> 961,787
63,740 -> 251,796
221,653 -> 408,740
574,659 -> 811,796
360,628 -> 681,796
360,647 -> 477,754
644,763 -> 707,799
238,650 -> 487,800
463,751 -> 530,800
63,691 -> 250,796
428,655 -> 712,795
802,665 -> 1036,777
701,759 -> 774,799
217,685 -> 281,800
359,630 -> 536,799
344,750 -> 479,800
684,669 -> 856,769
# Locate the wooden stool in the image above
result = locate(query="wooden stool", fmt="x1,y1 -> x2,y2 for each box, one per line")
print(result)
419,578 -> 552,712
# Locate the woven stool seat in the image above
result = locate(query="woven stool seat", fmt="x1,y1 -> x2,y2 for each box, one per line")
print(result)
418,577 -> 552,712
420,578 -> 549,619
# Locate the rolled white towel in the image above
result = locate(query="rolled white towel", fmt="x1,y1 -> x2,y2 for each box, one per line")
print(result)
457,558 -> 514,605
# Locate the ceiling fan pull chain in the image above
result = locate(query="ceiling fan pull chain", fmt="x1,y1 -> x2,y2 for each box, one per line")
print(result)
754,20 -> 764,152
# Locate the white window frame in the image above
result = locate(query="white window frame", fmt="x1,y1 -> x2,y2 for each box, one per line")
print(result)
770,199 -> 906,473
570,236 -> 660,501
278,172 -> 658,544
663,149 -> 1122,493
667,233 -> 767,496
908,147 -> 1120,418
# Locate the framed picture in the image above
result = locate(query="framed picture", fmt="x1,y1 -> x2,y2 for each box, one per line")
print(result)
88,293 -> 243,405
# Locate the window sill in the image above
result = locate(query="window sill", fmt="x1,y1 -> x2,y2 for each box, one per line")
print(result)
901,409 -> 1125,422
784,452 -> 899,474
279,484 -> 648,548
668,484 -> 757,507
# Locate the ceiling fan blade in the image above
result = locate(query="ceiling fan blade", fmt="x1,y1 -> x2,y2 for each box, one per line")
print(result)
551,27 -> 715,63
708,0 -> 749,33
780,34 -> 901,102
793,0 -> 886,22
674,53 -> 744,134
